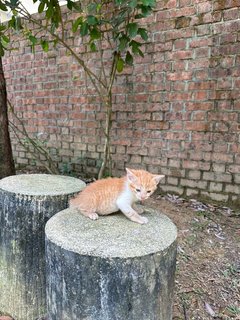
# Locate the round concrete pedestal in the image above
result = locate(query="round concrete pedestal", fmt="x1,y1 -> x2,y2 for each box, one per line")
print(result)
45,207 -> 177,320
0,174 -> 85,320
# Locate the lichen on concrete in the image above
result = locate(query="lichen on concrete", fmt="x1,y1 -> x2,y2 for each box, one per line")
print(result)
45,207 -> 177,258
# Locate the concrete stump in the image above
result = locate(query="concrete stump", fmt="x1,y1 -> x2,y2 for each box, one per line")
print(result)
45,207 -> 177,320
0,174 -> 86,320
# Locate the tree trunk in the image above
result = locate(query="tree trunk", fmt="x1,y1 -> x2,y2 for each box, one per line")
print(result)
0,173 -> 86,320
0,57 -> 15,178
98,93 -> 113,180
45,207 -> 177,320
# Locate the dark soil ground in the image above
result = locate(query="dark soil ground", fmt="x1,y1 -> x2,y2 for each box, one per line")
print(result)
147,194 -> 240,320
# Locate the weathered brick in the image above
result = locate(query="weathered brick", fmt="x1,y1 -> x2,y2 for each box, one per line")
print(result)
167,177 -> 179,185
212,163 -> 226,173
181,179 -> 207,189
201,192 -> 229,202
209,182 -> 223,192
225,184 -> 240,194
234,174 -> 240,184
160,185 -> 184,195
188,170 -> 201,180
203,172 -> 232,183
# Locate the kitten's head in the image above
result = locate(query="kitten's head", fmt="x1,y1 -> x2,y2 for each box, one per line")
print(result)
126,168 -> 165,201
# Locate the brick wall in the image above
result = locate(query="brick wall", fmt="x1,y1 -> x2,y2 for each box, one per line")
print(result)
3,0 -> 240,204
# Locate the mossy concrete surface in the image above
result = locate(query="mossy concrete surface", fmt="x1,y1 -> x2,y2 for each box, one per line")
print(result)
46,207 -> 177,320
45,207 -> 177,258
0,174 -> 86,320
0,174 -> 86,196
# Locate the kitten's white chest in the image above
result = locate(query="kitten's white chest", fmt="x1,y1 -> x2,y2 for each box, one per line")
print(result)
117,183 -> 136,206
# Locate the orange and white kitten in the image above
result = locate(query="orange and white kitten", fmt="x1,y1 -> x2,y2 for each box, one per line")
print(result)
69,168 -> 164,224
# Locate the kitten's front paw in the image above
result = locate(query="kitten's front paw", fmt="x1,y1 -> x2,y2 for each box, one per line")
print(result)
139,216 -> 148,224
88,212 -> 99,220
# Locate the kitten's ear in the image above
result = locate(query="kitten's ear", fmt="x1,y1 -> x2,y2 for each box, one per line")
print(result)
152,174 -> 165,185
126,168 -> 138,184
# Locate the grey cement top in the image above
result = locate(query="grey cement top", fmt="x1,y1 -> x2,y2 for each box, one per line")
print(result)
0,174 -> 86,196
45,207 -> 177,258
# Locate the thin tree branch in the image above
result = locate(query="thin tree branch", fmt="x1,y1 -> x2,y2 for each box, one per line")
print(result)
8,100 -> 60,174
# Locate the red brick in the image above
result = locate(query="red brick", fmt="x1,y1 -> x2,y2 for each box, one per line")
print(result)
4,3 -> 240,204
173,39 -> 187,50
185,102 -> 214,111
168,50 -> 193,60
212,153 -> 234,163
167,71 -> 193,81
146,121 -> 169,130
185,121 -> 209,131
197,2 -> 212,13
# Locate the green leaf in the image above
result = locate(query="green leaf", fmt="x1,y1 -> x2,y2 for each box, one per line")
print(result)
8,15 -> 22,31
80,21 -> 89,36
72,2 -> 82,12
135,13 -> 144,19
141,0 -> 156,6
46,4 -> 53,19
130,40 -> 140,53
87,15 -> 98,26
87,3 -> 97,13
90,42 -> 97,52
9,0 -> 19,6
127,22 -> 138,38
1,35 -> 9,43
0,2 -> 8,11
140,5 -> 152,16
38,1 -> 45,13
53,39 -> 58,48
72,17 -> 83,33
138,48 -> 144,57
118,34 -> 129,51
125,51 -> 133,65
130,40 -> 144,57
1,35 -> 10,49
117,57 -> 124,73
96,4 -> 102,13
29,34 -> 37,46
40,39 -> 49,52
128,0 -> 138,8
67,0 -> 73,10
138,28 -> 148,41
90,27 -> 101,40
0,43 -> 4,57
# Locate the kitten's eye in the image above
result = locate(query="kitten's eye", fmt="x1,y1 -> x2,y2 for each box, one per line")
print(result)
136,188 -> 141,192
147,190 -> 152,193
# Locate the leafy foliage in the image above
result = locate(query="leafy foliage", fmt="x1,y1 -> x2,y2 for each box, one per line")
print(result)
3,0 -> 156,178
4,0 -> 155,72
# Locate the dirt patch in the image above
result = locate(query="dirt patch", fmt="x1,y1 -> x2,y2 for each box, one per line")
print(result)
146,195 -> 240,320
